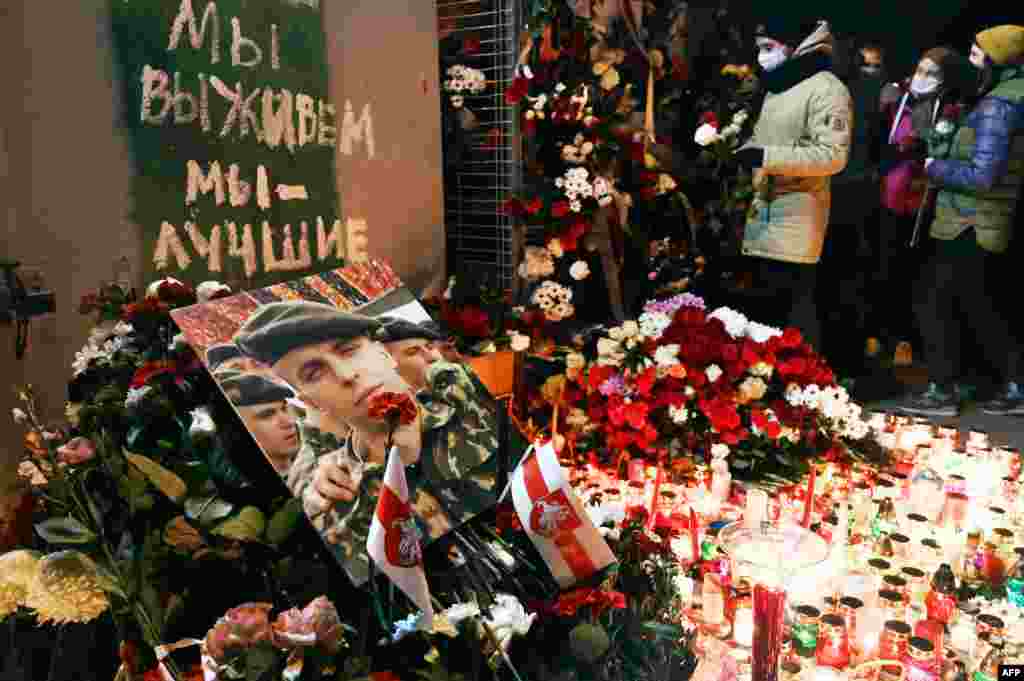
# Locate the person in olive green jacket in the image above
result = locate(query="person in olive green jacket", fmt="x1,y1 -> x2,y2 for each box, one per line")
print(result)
731,17 -> 853,352
897,25 -> 1024,417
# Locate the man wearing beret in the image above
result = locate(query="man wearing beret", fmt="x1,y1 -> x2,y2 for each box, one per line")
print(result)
206,343 -> 267,374
377,316 -> 446,392
234,301 -> 506,584
220,373 -> 301,476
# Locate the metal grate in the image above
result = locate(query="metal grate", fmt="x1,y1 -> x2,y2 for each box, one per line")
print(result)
438,0 -> 523,290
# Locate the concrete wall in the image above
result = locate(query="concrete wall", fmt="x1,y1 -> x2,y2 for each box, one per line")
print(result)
0,0 -> 443,487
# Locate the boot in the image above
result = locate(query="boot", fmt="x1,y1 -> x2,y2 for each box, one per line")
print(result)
980,381 -> 1024,416
895,381 -> 959,417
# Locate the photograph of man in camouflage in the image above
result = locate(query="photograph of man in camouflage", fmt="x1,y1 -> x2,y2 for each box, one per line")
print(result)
232,300 -> 508,585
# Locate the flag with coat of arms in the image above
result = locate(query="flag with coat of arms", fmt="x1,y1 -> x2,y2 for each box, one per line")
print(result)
367,446 -> 434,627
505,441 -> 616,588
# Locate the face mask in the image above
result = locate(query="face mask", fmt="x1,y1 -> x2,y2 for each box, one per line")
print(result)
861,65 -> 881,77
910,75 -> 940,96
758,48 -> 788,72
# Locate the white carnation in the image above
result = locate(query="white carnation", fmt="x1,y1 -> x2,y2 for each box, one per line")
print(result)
694,123 -> 722,146
638,311 -> 672,340
654,344 -> 681,367
705,364 -> 723,383
569,261 -> 591,280
709,307 -> 748,338
745,321 -> 782,344
669,405 -> 689,424
711,443 -> 730,459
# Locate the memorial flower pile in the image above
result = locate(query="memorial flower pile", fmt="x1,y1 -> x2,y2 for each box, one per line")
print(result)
557,294 -> 873,479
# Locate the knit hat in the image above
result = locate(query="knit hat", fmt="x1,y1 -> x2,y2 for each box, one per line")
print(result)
220,373 -> 295,408
976,25 -> 1024,65
378,317 -> 444,344
754,16 -> 819,49
206,343 -> 244,371
234,302 -> 383,367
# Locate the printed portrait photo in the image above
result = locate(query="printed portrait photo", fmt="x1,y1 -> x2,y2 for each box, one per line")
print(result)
171,260 -> 505,585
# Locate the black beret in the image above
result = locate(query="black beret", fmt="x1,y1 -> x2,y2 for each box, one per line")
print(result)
235,301 -> 383,367
220,373 -> 295,407
378,316 -> 445,343
206,343 -> 244,371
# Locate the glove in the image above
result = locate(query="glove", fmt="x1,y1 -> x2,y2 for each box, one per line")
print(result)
733,147 -> 764,169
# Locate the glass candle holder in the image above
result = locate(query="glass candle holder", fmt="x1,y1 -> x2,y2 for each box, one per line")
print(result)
913,619 -> 945,663
878,589 -> 906,622
948,605 -> 978,656
792,604 -> 820,657
902,567 -> 928,605
839,596 -> 863,640
869,558 -> 893,590
891,472 -> 910,501
733,595 -> 754,648
815,613 -> 851,670
976,613 -> 1005,642
889,533 -> 911,563
879,620 -> 912,660
883,574 -> 909,604
902,636 -> 939,681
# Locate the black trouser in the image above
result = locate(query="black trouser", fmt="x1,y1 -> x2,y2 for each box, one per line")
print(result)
867,206 -> 923,345
913,229 -> 1022,386
821,178 -> 875,370
737,256 -> 821,351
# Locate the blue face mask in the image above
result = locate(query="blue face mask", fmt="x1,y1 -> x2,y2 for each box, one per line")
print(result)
758,47 -> 788,72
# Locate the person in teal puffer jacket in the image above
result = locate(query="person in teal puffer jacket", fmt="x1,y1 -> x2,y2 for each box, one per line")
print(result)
897,25 -> 1024,417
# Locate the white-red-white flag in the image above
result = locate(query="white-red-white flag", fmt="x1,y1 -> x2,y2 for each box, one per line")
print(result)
509,441 -> 616,588
367,446 -> 434,626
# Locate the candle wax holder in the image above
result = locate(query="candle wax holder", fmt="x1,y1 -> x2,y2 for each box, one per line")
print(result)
719,521 -> 829,681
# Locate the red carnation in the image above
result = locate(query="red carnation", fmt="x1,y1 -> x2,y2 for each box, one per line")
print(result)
367,391 -> 418,426
559,217 -> 589,252
501,197 -> 526,217
525,197 -> 544,215
551,200 -> 571,218
701,111 -> 720,127
780,328 -> 803,349
462,35 -> 481,55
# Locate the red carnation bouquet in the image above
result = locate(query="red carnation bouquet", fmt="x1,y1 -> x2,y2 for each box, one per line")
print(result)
557,295 -> 871,481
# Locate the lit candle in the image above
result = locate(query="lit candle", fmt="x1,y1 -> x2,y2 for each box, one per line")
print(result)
733,601 -> 754,647
745,489 -> 768,529
689,506 -> 700,564
803,465 -> 817,528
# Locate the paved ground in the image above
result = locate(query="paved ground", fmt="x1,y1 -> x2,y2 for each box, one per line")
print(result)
856,364 -> 1024,450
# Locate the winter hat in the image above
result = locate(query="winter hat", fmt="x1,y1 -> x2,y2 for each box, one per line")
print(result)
754,16 -> 818,49
975,25 -> 1024,65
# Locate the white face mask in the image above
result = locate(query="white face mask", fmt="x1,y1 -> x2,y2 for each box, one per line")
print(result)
910,75 -> 941,96
758,47 -> 788,72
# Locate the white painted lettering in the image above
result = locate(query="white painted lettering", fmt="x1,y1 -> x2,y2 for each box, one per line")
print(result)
185,222 -> 222,272
167,0 -> 220,64
296,94 -> 317,147
185,160 -> 226,206
339,100 -> 375,158
316,217 -> 344,261
173,71 -> 199,124
257,165 -> 271,210
262,89 -> 296,151
227,222 -> 258,278
230,17 -> 263,68
317,100 -> 337,147
140,66 -> 172,125
154,222 -> 192,270
227,164 -> 252,207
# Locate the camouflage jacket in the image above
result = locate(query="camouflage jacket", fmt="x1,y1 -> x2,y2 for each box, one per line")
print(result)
286,419 -> 347,500
307,361 -> 525,585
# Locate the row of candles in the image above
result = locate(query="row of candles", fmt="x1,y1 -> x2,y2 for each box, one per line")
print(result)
570,413 -> 1024,680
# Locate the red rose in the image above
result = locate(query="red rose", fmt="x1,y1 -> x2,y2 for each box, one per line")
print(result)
367,392 -> 418,426
780,328 -> 803,349
559,217 -> 589,252
525,197 -> 544,215
501,197 -> 526,217
504,76 -> 530,105
462,35 -> 481,55
446,305 -> 491,338
551,201 -> 571,218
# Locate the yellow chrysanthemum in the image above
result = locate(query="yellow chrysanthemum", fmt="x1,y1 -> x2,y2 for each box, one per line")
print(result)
25,551 -> 110,625
0,550 -> 42,619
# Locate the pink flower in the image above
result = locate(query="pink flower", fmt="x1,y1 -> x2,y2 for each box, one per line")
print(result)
56,437 -> 96,466
205,603 -> 273,662
272,596 -> 345,654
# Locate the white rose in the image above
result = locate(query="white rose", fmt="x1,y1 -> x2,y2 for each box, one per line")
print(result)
694,123 -> 722,147
509,333 -> 531,352
569,261 -> 591,280
711,443 -> 730,459
145,277 -> 183,298
555,82 -> 567,93
11,408 -> 28,425
705,364 -> 723,383
197,281 -> 232,302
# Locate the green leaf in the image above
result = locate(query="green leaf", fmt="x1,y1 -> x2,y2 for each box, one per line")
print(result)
731,459 -> 751,470
245,644 -> 277,681
643,622 -> 684,640
34,517 -> 97,545
265,498 -> 304,546
140,583 -> 165,639
185,495 -> 235,528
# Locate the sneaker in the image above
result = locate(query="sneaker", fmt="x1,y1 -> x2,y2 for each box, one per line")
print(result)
895,382 -> 959,417
980,382 -> 1024,416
